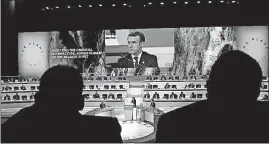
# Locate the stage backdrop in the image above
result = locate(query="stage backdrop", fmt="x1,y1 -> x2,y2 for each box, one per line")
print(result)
235,26 -> 268,76
18,32 -> 50,77
18,26 -> 268,77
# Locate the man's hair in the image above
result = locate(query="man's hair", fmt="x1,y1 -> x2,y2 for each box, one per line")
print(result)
208,50 -> 262,102
128,31 -> 146,42
36,65 -> 84,111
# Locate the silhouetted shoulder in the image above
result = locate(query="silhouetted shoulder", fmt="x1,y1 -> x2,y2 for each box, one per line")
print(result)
160,100 -> 208,121
80,115 -> 123,143
156,101 -> 209,143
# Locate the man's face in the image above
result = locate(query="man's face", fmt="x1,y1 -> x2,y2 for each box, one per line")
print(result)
127,36 -> 143,56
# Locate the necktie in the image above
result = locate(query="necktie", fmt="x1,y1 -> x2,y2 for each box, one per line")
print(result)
134,57 -> 139,68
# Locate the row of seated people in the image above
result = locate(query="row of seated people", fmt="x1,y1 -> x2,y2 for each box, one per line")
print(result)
143,92 -> 205,99
145,83 -> 205,89
2,84 -> 126,92
182,83 -> 268,90
1,76 -> 128,84
2,75 -> 268,83
1,78 -> 40,83
2,93 -> 35,101
83,85 -> 125,90
143,92 -> 269,101
2,85 -> 39,91
83,92 -> 123,100
84,76 -> 127,81
146,75 -> 205,81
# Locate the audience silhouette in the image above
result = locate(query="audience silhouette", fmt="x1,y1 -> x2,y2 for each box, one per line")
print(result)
2,65 -> 123,143
155,50 -> 269,142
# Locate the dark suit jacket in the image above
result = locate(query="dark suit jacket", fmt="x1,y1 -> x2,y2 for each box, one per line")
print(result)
131,99 -> 136,108
155,100 -> 269,143
117,51 -> 159,68
1,105 -> 123,143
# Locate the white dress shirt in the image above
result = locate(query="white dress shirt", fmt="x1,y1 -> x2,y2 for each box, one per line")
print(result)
131,51 -> 143,67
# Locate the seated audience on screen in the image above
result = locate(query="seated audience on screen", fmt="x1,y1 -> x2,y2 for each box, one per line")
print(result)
150,99 -> 156,108
93,92 -> 100,98
261,94 -> 268,101
89,77 -> 94,81
83,94 -> 90,100
161,75 -> 166,80
190,75 -> 197,80
117,94 -> 123,99
1,65 -> 123,143
108,93 -> 115,99
4,94 -> 11,100
164,83 -> 170,89
102,94 -> 108,99
116,31 -> 160,75
30,92 -> 35,99
144,92 -> 150,99
96,77 -> 102,81
13,93 -> 20,100
146,75 -> 153,80
155,50 -> 269,142
185,83 -> 195,89
100,100 -> 106,109
170,92 -> 175,99
190,92 -> 196,99
179,92 -> 185,99
260,82 -> 267,89
164,94 -> 169,99
146,83 -> 152,89
153,92 -> 160,99
201,75 -> 208,79
22,95 -> 27,101
21,85 -> 26,90
5,86 -> 11,91
89,85 -> 94,89
173,93 -> 178,99
170,92 -> 177,99
182,76 -> 188,80
104,85 -> 109,89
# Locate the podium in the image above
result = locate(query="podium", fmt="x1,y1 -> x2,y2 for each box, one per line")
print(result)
124,105 -> 133,121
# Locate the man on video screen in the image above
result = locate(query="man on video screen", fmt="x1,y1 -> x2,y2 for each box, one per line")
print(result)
117,31 -> 159,69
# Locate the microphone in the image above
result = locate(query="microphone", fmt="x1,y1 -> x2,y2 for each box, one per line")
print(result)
119,54 -> 146,68
119,54 -> 160,69
119,53 -> 160,75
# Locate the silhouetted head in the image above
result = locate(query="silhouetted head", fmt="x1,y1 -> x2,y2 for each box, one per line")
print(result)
207,50 -> 262,105
35,65 -> 84,113
132,97 -> 136,100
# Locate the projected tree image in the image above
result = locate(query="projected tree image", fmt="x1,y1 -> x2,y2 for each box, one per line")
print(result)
48,30 -> 106,74
173,27 -> 238,77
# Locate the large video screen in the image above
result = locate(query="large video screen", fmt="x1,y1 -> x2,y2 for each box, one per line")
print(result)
18,26 -> 268,77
